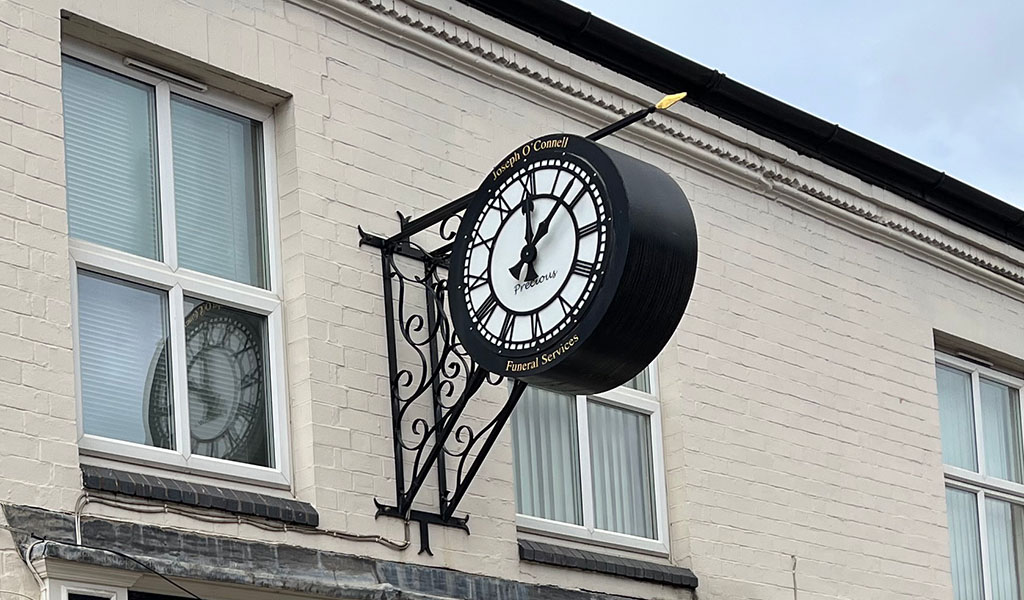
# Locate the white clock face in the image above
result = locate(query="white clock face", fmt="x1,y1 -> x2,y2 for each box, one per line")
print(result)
461,157 -> 610,352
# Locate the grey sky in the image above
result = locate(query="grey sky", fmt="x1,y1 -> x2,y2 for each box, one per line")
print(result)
566,0 -> 1023,208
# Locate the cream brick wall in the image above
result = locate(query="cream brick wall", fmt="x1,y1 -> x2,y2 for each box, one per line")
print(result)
1,0 -> 1020,598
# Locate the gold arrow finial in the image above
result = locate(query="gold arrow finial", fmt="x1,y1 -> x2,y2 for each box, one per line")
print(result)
655,92 -> 687,110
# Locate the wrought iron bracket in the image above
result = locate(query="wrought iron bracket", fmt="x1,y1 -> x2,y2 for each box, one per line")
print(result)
359,202 -> 529,555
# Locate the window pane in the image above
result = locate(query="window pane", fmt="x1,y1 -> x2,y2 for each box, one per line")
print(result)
986,497 -> 1024,600
937,365 -> 979,471
172,96 -> 267,287
62,58 -> 160,258
183,298 -> 272,467
981,379 -> 1024,483
588,401 -> 656,538
511,387 -> 582,525
946,487 -> 984,600
77,271 -> 172,448
623,367 -> 651,394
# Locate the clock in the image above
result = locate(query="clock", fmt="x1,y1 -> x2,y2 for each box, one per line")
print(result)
448,134 -> 698,394
147,302 -> 271,467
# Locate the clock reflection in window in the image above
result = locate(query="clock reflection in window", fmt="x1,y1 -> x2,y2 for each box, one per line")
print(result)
147,300 -> 272,468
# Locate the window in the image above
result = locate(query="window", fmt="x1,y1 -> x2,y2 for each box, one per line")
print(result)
44,580 -> 126,600
937,353 -> 1024,600
62,41 -> 288,485
510,365 -> 668,553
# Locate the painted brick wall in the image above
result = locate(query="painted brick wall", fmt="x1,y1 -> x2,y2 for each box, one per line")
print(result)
2,0 -> 1022,599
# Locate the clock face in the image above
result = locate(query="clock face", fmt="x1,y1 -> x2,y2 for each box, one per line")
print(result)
460,155 -> 611,353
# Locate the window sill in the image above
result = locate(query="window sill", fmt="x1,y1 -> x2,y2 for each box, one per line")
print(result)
80,465 -> 318,527
516,514 -> 669,556
79,436 -> 290,488
519,539 -> 697,589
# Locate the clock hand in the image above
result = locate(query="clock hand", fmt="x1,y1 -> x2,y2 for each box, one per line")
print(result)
509,244 -> 539,281
530,203 -> 560,246
524,260 -> 538,282
509,202 -> 560,281
509,191 -> 537,280
523,195 -> 534,246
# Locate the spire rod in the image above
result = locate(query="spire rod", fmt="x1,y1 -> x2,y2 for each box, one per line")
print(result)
586,92 -> 687,142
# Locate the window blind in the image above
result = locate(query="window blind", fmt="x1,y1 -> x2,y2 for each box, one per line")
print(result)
980,380 -> 1024,483
986,497 -> 1024,600
511,386 -> 582,525
947,487 -> 984,600
62,58 -> 160,259
588,400 -> 656,538
77,271 -> 172,448
938,365 -> 979,471
171,96 -> 266,287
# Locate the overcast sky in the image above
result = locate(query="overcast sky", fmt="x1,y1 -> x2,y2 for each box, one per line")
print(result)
566,0 -> 1023,208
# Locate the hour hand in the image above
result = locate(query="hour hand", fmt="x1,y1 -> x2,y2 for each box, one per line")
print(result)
522,197 -> 535,244
509,244 -> 539,281
509,261 -> 539,281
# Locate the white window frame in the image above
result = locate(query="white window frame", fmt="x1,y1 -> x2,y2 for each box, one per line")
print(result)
938,351 -> 1024,600
44,580 -> 127,600
515,364 -> 670,555
63,39 -> 290,487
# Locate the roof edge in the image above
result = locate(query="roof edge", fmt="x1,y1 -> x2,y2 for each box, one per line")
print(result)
455,0 -> 1024,251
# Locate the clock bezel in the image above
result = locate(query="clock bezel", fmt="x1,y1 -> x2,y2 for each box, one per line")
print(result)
467,154 -> 610,351
449,134 -> 630,377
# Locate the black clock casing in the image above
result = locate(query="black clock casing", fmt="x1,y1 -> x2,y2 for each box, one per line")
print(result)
448,134 -> 698,394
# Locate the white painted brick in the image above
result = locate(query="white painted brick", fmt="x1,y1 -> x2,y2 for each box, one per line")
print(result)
0,2 -> 1015,599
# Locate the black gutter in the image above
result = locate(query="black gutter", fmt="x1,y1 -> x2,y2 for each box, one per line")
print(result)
456,0 -> 1024,251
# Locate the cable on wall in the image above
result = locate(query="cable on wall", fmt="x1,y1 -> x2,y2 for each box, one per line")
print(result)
74,493 -> 412,551
1,518 -> 205,597
0,520 -> 205,600
1,494 -> 410,600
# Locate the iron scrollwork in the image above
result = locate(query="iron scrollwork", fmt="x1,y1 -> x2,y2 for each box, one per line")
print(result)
359,204 -> 528,555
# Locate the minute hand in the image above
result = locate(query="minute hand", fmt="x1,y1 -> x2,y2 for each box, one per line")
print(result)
530,206 -> 560,246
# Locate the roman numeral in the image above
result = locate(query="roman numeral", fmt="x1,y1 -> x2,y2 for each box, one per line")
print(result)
466,273 -> 488,292
500,312 -> 515,340
495,195 -> 513,214
568,186 -> 588,209
477,294 -> 498,324
232,343 -> 256,358
572,259 -> 596,277
471,230 -> 494,251
558,296 -> 573,315
241,368 -> 263,389
550,169 -> 561,196
531,313 -> 544,337
525,170 -> 537,196
578,221 -> 599,237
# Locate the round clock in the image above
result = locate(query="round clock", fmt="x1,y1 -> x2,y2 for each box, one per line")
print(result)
147,302 -> 271,467
448,133 -> 698,394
